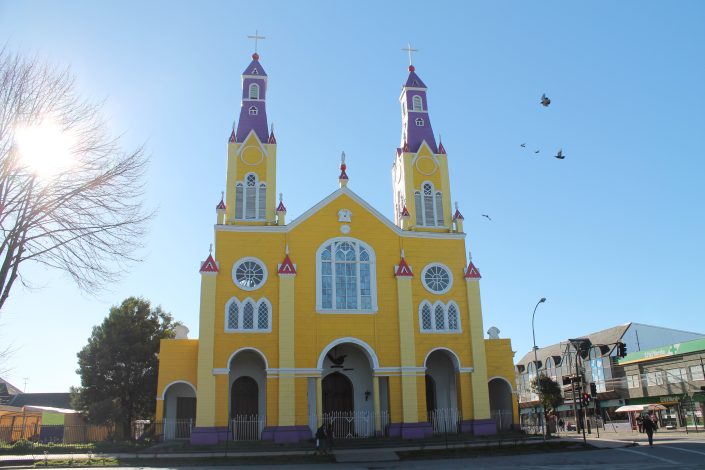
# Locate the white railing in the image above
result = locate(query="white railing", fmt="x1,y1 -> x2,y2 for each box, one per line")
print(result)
230,415 -> 266,441
163,418 -> 193,440
310,410 -> 390,438
491,409 -> 514,432
429,408 -> 460,435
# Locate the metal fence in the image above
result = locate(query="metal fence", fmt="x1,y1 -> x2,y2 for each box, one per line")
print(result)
491,410 -> 514,432
429,408 -> 460,435
0,423 -> 114,446
230,415 -> 265,441
309,410 -> 390,439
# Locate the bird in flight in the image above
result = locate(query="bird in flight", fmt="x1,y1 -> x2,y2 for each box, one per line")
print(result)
541,93 -> 551,107
534,150 -> 540,154
520,143 -> 526,148
554,149 -> 565,159
482,214 -> 492,221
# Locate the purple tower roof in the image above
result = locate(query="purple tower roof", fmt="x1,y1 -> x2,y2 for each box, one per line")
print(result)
400,65 -> 437,154
235,53 -> 270,143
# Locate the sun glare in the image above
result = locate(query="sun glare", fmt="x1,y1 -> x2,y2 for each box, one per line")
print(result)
14,120 -> 76,179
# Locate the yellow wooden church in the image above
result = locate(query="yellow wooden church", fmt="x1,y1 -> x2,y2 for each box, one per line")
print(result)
156,51 -> 519,444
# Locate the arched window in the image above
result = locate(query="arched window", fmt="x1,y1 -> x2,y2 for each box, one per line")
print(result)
225,298 -> 271,332
249,106 -> 258,115
415,117 -> 424,126
416,183 -> 444,227
249,83 -> 260,99
317,238 -> 377,312
412,95 -> 423,111
421,303 -> 432,330
419,301 -> 461,332
235,173 -> 266,220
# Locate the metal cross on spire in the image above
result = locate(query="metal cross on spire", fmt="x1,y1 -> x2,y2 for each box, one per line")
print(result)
402,42 -> 419,66
247,30 -> 266,53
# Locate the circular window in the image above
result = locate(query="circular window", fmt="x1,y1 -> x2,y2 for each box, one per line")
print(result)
421,263 -> 453,294
232,258 -> 267,290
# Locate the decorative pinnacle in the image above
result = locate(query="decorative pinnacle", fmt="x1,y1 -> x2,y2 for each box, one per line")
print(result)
468,251 -> 472,262
279,192 -> 283,203
285,243 -> 289,255
339,151 -> 348,181
455,201 -> 459,212
401,248 -> 405,258
209,243 -> 213,255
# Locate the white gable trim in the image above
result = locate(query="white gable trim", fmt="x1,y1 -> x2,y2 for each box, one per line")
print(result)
235,129 -> 269,158
215,186 -> 465,240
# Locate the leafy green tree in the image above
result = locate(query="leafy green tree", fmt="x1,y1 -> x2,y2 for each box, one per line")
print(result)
531,374 -> 563,436
72,297 -> 178,438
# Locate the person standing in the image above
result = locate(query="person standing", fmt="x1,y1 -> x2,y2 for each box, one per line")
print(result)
642,413 -> 656,447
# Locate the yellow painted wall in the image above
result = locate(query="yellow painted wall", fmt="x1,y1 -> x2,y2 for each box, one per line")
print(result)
485,339 -> 520,425
156,339 -> 199,399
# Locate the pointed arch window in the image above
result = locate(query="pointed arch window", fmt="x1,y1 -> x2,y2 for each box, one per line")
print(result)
225,297 -> 271,332
317,238 -> 377,313
415,117 -> 425,126
249,83 -> 260,99
419,301 -> 461,333
416,182 -> 444,227
235,173 -> 266,220
249,106 -> 258,115
412,95 -> 423,111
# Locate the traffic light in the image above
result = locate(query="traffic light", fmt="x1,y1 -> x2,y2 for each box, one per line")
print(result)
582,393 -> 590,407
589,382 -> 596,396
617,342 -> 628,358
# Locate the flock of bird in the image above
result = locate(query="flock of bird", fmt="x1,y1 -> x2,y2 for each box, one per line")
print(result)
480,93 -> 565,222
520,93 -> 565,160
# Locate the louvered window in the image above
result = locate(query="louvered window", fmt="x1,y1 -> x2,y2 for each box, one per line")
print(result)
235,183 -> 244,219
249,83 -> 259,99
258,184 -> 266,219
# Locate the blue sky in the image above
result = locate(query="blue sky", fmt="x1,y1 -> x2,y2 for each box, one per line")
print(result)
1,0 -> 704,392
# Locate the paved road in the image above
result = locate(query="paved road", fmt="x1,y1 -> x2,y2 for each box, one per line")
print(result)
79,437 -> 705,469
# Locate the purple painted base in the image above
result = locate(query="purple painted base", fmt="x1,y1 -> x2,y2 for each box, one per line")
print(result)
190,426 -> 229,445
388,422 -> 433,439
460,419 -> 497,435
262,425 -> 312,443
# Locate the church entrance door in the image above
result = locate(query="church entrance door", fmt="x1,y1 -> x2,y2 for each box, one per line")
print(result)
231,376 -> 259,417
425,374 -> 437,419
322,372 -> 354,437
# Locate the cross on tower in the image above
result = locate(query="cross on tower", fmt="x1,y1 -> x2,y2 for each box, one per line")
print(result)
247,30 -> 266,53
402,42 -> 419,66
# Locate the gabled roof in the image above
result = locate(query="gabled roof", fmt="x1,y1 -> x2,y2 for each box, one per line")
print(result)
200,254 -> 219,273
404,70 -> 427,88
278,254 -> 297,275
217,186 -> 466,241
9,393 -> 72,410
395,257 -> 413,277
464,261 -> 481,279
243,56 -> 267,76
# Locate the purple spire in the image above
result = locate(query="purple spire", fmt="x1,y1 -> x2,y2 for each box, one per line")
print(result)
400,65 -> 438,154
235,53 -> 269,143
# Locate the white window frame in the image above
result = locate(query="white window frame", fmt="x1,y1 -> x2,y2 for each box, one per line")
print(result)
249,106 -> 258,115
415,117 -> 424,126
249,83 -> 260,99
315,237 -> 378,314
232,257 -> 268,291
690,365 -> 705,382
418,300 -> 462,333
666,368 -> 687,384
224,297 -> 272,333
415,182 -> 444,227
646,371 -> 664,386
412,95 -> 423,111
234,173 -> 266,220
626,374 -> 640,389
420,263 -> 453,295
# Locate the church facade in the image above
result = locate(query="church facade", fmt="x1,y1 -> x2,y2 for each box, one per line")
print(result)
155,51 -> 518,444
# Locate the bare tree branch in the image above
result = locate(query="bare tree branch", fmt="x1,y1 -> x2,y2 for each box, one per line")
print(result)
0,49 -> 153,312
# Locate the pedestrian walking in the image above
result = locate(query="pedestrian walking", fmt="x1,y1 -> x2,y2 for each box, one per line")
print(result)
642,413 -> 656,447
558,418 -> 565,433
325,422 -> 334,452
314,424 -> 327,455
636,415 -> 644,433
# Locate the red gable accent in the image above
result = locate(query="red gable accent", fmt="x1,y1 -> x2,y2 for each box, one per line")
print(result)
438,142 -> 446,154
268,130 -> 277,144
278,254 -> 297,275
216,199 -> 226,210
464,262 -> 481,280
395,257 -> 413,277
400,205 -> 410,217
200,254 -> 219,273
228,129 -> 236,143
276,201 -> 287,212
453,209 -> 464,220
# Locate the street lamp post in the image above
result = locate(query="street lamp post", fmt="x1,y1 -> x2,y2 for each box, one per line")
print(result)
532,297 -> 547,441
